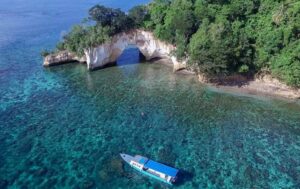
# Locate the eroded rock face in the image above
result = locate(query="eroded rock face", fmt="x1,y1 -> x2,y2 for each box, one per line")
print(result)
43,51 -> 85,67
43,30 -> 186,71
84,29 -> 186,71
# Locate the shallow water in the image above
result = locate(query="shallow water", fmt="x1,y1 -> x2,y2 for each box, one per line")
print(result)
0,1 -> 300,189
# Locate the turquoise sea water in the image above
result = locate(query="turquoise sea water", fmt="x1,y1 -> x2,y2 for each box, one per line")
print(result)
0,1 -> 300,188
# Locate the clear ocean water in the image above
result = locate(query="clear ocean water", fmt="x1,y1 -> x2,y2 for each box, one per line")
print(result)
0,0 -> 300,188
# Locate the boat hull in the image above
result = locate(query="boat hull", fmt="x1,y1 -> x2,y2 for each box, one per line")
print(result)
120,153 -> 174,185
130,163 -> 173,185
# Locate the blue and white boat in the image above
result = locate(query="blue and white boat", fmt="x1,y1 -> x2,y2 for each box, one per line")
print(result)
120,153 -> 179,185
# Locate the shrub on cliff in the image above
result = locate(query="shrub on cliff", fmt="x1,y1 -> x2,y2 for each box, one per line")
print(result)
41,49 -> 50,57
60,25 -> 110,56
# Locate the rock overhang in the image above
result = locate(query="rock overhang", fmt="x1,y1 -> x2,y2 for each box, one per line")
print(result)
43,29 -> 187,72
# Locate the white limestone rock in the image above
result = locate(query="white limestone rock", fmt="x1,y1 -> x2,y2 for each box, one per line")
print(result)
43,30 -> 187,71
84,30 -> 186,71
43,51 -> 85,67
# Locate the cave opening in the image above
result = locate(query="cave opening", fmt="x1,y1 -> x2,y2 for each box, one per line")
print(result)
116,45 -> 146,66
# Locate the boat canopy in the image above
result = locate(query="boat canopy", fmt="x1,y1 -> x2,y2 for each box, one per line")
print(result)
138,157 -> 148,164
144,160 -> 179,177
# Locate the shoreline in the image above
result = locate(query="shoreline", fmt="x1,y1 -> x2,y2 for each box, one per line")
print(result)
43,50 -> 299,100
43,54 -> 300,101
153,58 -> 300,100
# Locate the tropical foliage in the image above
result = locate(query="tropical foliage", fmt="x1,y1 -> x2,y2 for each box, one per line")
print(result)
54,0 -> 300,87
143,0 -> 300,87
56,6 -> 134,56
57,25 -> 111,56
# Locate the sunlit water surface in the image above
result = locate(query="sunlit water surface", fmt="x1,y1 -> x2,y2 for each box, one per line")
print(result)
0,1 -> 300,188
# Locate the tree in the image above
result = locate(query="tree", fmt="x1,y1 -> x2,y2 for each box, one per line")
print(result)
271,41 -> 300,87
60,25 -> 110,56
128,5 -> 150,28
88,5 -> 133,34
189,19 -> 232,75
62,25 -> 87,56
88,5 -> 117,26
165,0 -> 195,38
149,0 -> 171,24
149,0 -> 195,58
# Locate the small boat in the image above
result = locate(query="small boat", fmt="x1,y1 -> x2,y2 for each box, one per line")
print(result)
120,153 -> 179,185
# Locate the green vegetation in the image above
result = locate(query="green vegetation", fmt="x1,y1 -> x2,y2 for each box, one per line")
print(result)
128,5 -> 150,28
53,0 -> 300,87
56,5 -> 135,56
41,49 -> 51,57
144,0 -> 300,87
57,25 -> 111,56
88,5 -> 134,34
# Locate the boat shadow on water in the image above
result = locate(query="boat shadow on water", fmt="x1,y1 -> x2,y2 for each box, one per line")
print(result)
122,168 -> 194,187
156,160 -> 194,186
173,169 -> 194,186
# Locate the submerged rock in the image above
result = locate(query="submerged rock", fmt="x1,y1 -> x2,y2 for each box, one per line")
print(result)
253,153 -> 265,164
235,141 -> 244,148
287,168 -> 299,182
81,180 -> 95,189
98,170 -> 110,183
17,139 -> 33,155
244,165 -> 258,181
42,178 -> 58,188
110,158 -> 124,175
33,168 -> 48,177
98,157 -> 124,183
157,145 -> 176,165
0,179 -> 8,188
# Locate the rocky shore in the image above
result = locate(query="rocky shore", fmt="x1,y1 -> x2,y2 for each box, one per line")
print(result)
43,51 -> 85,67
202,74 -> 300,100
43,30 -> 299,100
154,58 -> 300,99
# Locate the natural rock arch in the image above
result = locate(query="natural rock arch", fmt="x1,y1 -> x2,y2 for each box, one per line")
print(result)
84,29 -> 186,71
44,29 -> 186,71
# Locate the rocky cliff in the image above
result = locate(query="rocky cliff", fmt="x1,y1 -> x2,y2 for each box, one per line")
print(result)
43,30 -> 186,71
